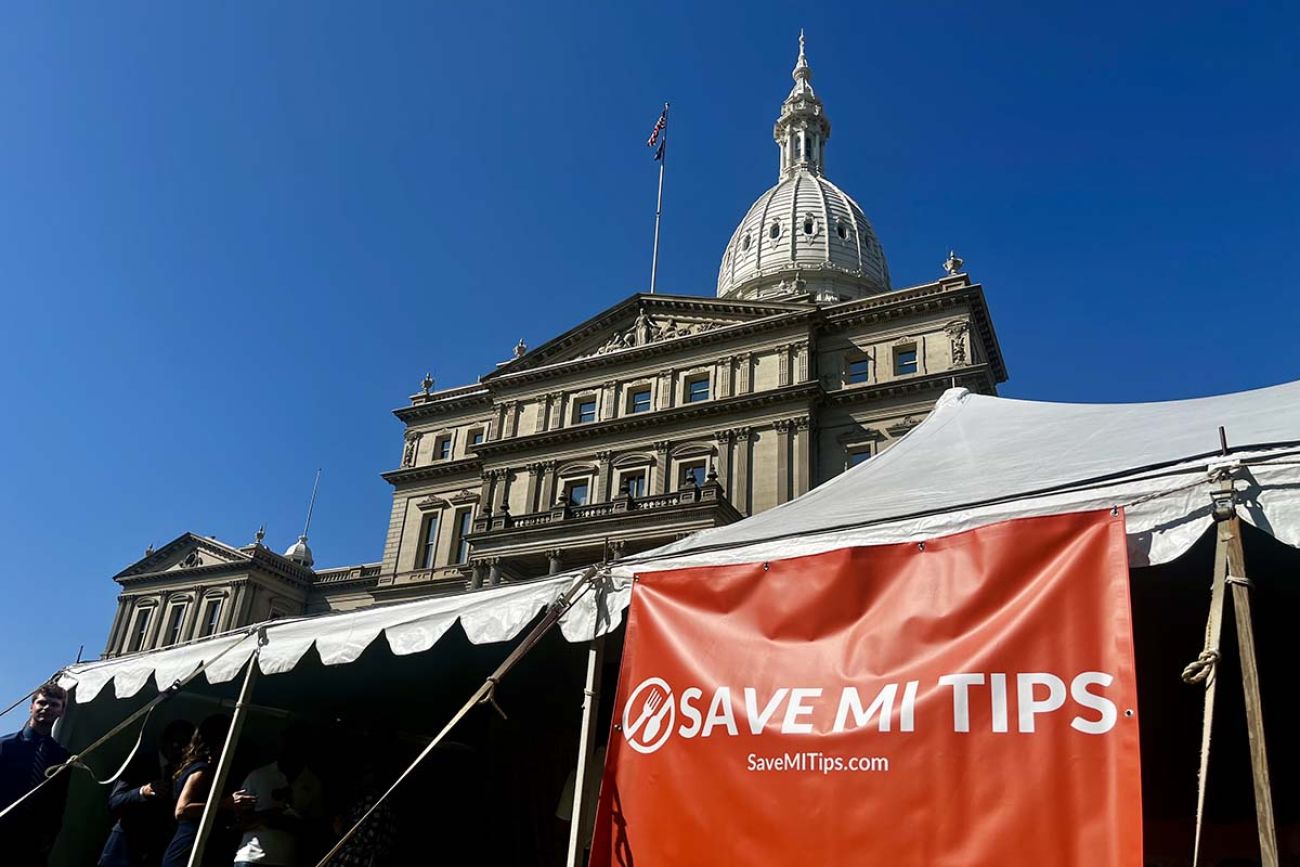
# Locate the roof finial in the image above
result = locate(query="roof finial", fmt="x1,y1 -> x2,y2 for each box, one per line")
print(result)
943,250 -> 965,276
254,525 -> 265,546
421,372 -> 434,396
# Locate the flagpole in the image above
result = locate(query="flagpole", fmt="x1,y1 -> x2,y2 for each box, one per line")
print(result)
649,103 -> 669,295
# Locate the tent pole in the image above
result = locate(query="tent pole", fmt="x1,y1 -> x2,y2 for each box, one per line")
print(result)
187,634 -> 262,867
566,636 -> 606,867
1220,507 -> 1279,866
1188,522 -> 1229,867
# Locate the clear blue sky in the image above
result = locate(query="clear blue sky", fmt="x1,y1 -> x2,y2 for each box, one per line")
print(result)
1,2 -> 1296,709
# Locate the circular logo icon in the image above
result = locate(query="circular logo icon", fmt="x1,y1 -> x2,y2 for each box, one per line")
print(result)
622,677 -> 676,755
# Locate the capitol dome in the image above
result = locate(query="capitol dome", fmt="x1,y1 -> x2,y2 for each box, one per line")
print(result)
717,35 -> 890,303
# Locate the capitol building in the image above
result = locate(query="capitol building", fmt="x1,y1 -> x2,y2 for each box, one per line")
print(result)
101,39 -> 1008,657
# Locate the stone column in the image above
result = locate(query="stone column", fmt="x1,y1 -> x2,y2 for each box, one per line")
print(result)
733,428 -> 753,514
652,441 -> 671,494
774,419 -> 794,503
469,560 -> 487,590
547,549 -> 563,575
594,451 -> 613,502
538,460 -> 557,511
713,430 -> 735,498
777,346 -> 792,387
487,557 -> 503,587
793,416 -> 812,496
736,352 -> 753,394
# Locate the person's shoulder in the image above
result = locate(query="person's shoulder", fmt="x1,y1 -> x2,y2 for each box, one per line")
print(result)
243,761 -> 280,785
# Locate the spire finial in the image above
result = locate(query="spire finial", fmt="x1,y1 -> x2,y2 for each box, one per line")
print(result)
793,30 -> 810,80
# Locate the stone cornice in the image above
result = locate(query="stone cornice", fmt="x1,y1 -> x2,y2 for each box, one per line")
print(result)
394,388 -> 493,423
473,383 -> 821,456
382,456 -> 483,487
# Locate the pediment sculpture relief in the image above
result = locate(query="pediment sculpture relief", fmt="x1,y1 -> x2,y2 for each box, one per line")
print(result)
591,308 -> 723,356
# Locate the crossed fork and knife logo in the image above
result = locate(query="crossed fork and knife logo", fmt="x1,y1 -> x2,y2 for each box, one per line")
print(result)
622,677 -> 676,754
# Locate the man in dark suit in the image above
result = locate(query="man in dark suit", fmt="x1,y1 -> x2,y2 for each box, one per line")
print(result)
0,682 -> 71,866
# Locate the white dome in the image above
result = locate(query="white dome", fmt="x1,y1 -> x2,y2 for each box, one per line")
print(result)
283,535 -> 314,568
716,33 -> 890,303
717,170 -> 889,301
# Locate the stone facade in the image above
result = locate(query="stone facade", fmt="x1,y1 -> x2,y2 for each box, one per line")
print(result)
100,38 -> 1008,657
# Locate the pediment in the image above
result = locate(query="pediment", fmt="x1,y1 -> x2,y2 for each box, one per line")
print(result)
487,293 -> 813,376
115,533 -> 251,579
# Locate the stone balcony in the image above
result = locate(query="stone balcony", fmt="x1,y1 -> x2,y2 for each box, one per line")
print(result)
466,477 -> 742,582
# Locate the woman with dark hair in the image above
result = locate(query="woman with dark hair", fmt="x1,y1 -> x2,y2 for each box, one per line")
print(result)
160,715 -> 253,867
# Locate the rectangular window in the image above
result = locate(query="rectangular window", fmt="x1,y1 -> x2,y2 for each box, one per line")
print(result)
127,608 -> 152,653
621,471 -> 646,498
680,461 -> 707,488
576,399 -> 597,424
848,448 -> 872,468
564,479 -> 590,506
629,388 -> 652,414
419,513 -> 440,570
687,376 -> 710,403
894,347 -> 918,376
435,435 -> 452,460
846,356 -> 870,384
199,599 -> 222,638
470,429 -> 485,446
163,605 -> 187,647
451,508 -> 473,564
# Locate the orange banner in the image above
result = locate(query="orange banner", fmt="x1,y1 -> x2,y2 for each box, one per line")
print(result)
590,511 -> 1142,866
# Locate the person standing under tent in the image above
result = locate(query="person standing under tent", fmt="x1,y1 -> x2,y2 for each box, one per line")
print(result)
98,718 -> 195,867
0,682 -> 71,867
162,715 -> 255,867
232,724 -> 325,867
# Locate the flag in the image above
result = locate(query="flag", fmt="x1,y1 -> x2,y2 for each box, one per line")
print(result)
647,105 -> 668,160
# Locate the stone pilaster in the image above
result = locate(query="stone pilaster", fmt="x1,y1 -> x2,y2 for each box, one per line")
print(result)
538,460 -> 557,511
652,440 -> 671,494
657,370 -> 675,410
104,597 -> 129,656
179,590 -> 203,643
793,416 -> 812,496
713,429 -> 735,497
502,401 -> 520,438
479,473 -> 496,513
601,381 -> 618,421
736,352 -> 753,394
794,340 -> 810,382
777,345 -> 792,387
524,462 -> 543,513
733,427 -> 753,514
774,419 -> 794,503
490,468 -> 511,513
716,356 -> 734,399
595,451 -> 613,502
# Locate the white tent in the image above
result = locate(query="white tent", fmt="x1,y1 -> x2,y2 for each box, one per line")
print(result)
58,378 -> 1300,705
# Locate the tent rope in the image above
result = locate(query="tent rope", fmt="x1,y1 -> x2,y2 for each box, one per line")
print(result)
1181,649 -> 1220,686
310,566 -> 605,867
0,628 -> 258,827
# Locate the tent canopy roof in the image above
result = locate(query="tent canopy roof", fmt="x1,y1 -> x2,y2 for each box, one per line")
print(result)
61,379 -> 1300,704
